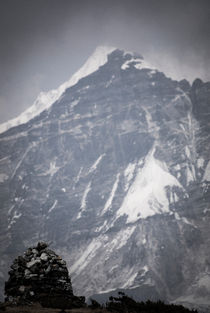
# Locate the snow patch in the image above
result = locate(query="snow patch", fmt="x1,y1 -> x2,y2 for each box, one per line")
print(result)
0,156 -> 10,162
203,161 -> 210,181
142,265 -> 149,273
172,94 -> 181,103
48,200 -> 58,213
81,182 -> 91,209
115,226 -> 136,249
8,211 -> 22,229
89,154 -> 105,173
116,148 -> 183,223
103,226 -> 136,255
75,167 -> 83,184
124,163 -> 136,191
174,164 -> 181,171
70,238 -> 102,275
11,145 -> 33,179
174,212 -> 196,227
122,271 -> 138,288
121,57 -> 156,72
185,146 -> 191,159
77,181 -> 92,218
186,166 -> 194,184
71,99 -> 80,108
95,220 -> 108,233
38,161 -> 59,177
102,173 -> 120,214
8,205 -> 15,215
197,158 -> 204,168
48,162 -> 59,176
0,46 -> 116,134
97,288 -> 116,295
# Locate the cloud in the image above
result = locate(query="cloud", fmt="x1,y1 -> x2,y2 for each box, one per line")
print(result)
0,0 -> 209,123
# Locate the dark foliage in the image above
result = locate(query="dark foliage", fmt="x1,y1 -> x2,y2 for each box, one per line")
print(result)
92,292 -> 198,313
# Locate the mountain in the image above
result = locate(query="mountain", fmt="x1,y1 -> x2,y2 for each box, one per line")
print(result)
0,46 -> 210,311
0,46 -> 116,134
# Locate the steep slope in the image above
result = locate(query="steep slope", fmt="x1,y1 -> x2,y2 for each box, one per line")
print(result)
0,46 -> 116,134
0,47 -> 210,311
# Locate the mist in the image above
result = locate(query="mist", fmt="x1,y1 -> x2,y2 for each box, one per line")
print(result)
0,0 -> 210,123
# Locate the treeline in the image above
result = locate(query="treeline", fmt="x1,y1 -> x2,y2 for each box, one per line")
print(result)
89,292 -> 198,313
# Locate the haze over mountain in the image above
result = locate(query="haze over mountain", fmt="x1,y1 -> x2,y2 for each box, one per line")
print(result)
0,47 -> 210,312
0,0 -> 210,124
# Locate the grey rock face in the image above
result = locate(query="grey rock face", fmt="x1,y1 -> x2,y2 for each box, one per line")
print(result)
0,48 -> 210,311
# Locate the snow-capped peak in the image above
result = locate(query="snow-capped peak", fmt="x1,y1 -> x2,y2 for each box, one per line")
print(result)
0,46 -> 116,134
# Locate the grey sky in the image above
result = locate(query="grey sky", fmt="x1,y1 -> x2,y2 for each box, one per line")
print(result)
0,0 -> 210,124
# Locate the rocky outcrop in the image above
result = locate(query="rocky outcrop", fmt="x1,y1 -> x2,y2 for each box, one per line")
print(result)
4,242 -> 85,308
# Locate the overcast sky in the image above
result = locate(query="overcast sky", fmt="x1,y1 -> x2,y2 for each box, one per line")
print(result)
0,0 -> 210,124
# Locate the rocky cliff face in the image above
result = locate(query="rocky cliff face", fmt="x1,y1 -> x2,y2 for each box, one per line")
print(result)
0,47 -> 210,311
